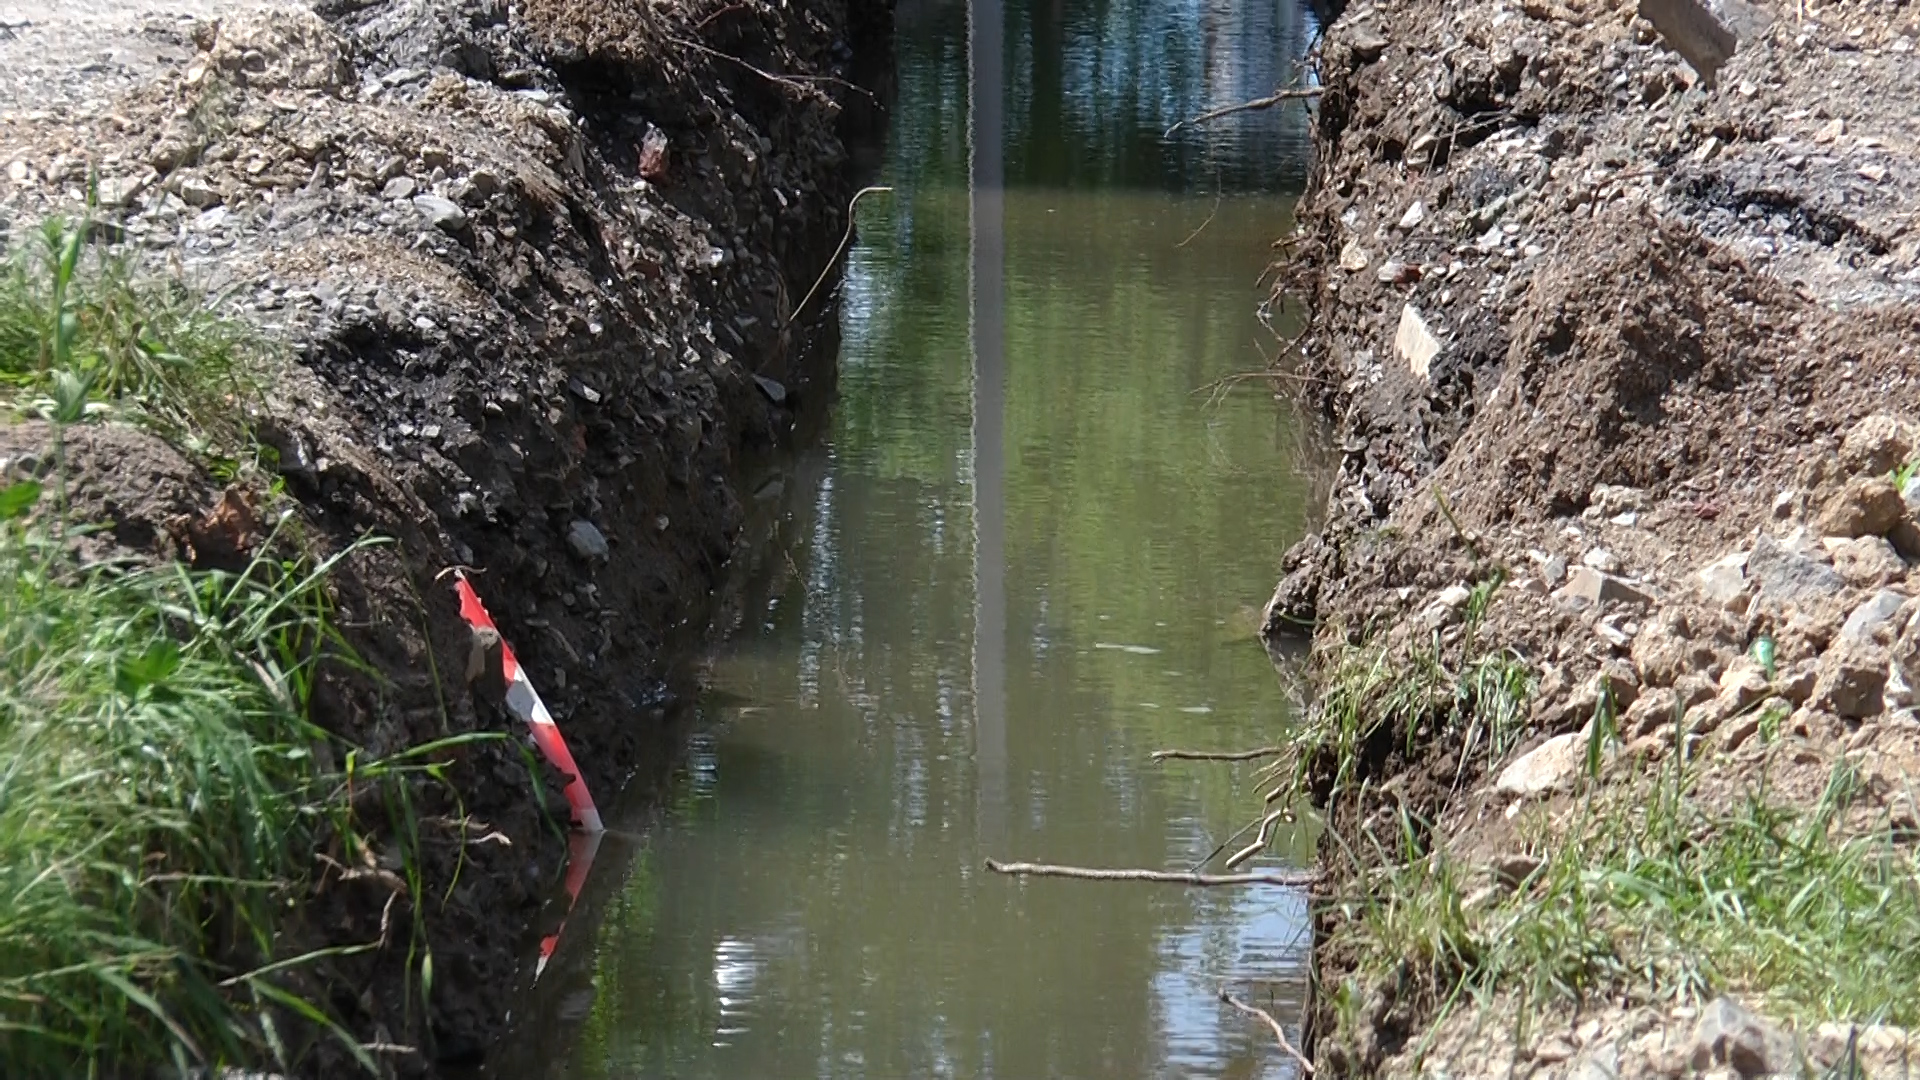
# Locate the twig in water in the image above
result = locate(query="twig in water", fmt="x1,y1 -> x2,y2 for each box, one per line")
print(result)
985,859 -> 1315,887
1165,87 -> 1324,138
1224,807 -> 1294,870
1192,814 -> 1265,873
1192,370 -> 1325,393
1220,990 -> 1315,1074
1152,746 -> 1285,762
1178,189 -> 1222,248
788,185 -> 893,325
1191,369 -> 1328,410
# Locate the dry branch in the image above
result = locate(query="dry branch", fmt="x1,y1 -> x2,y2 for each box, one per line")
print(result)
1220,990 -> 1315,1074
986,859 -> 1315,886
1225,807 -> 1293,870
1152,746 -> 1286,762
788,185 -> 893,324
1165,87 -> 1324,138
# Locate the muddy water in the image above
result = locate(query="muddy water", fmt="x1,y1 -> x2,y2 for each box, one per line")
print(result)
504,0 -> 1320,1075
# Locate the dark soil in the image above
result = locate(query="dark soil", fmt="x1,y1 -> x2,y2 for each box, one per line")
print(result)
1269,0 -> 1920,1074
0,0 -> 890,1074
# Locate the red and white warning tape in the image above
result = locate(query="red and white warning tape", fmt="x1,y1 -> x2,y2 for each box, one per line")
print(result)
535,829 -> 604,981
452,571 -> 604,834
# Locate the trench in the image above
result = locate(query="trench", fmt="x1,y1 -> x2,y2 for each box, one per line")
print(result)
492,0 -> 1323,1074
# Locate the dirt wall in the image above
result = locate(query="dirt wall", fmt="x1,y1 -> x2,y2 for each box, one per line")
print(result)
1269,0 -> 1920,1075
0,0 -> 889,1072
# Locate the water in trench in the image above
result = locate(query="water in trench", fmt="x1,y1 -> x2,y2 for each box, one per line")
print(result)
502,0 -> 1322,1074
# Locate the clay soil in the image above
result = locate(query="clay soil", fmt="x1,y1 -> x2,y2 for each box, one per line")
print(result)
1268,0 -> 1920,1075
0,0 -> 888,1074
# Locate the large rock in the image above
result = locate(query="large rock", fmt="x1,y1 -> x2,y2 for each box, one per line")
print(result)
1690,997 -> 1793,1077
1749,533 -> 1846,609
1813,639 -> 1891,719
1816,476 -> 1905,539
1631,609 -> 1719,687
1637,0 -> 1771,84
207,7 -> 355,91
414,194 -> 469,232
1839,589 -> 1910,646
1833,536 -> 1906,588
1495,732 -> 1586,796
1842,414 -> 1919,476
1624,685 -> 1679,736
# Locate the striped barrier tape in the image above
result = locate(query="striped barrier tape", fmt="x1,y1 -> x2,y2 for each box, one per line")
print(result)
451,571 -> 605,834
535,828 -> 604,982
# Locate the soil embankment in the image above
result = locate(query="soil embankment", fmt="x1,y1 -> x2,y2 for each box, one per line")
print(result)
1269,0 -> 1920,1075
0,0 -> 887,1073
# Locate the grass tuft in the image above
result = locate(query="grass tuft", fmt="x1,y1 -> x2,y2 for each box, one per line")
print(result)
1329,743 -> 1920,1059
0,211 -> 267,454
0,480 -> 371,1074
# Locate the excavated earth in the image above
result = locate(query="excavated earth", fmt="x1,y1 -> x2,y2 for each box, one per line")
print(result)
0,0 -> 888,1073
1267,0 -> 1920,1075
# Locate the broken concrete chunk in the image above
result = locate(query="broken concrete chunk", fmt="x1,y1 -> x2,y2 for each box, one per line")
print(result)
1394,304 -> 1442,380
1495,732 -> 1585,797
1816,476 -> 1905,539
1637,0 -> 1771,85
1339,238 -> 1370,272
1557,566 -> 1654,607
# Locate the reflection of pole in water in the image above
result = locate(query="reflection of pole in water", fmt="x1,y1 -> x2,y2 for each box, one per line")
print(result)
969,0 -> 1006,845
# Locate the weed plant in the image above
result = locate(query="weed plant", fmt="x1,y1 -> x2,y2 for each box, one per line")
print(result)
1326,708 -> 1920,1059
0,213 -> 471,1076
0,479 -> 371,1074
0,211 -> 264,454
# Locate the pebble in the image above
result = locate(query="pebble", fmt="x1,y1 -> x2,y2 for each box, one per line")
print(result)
1558,566 -> 1654,607
413,193 -> 467,231
1695,551 -> 1750,612
1495,732 -> 1586,796
566,520 -> 609,561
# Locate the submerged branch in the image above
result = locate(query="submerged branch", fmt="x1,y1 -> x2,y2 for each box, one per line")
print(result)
1152,746 -> 1285,762
1165,87 -> 1324,138
1220,990 -> 1315,1074
986,859 -> 1315,887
